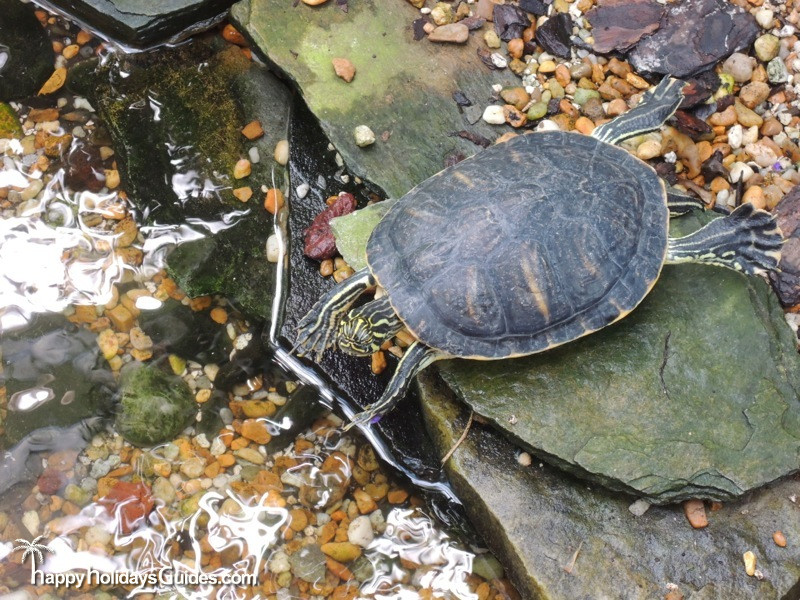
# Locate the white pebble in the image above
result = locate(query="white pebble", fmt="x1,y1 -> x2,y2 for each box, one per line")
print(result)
210,437 -> 226,456
756,8 -> 774,29
203,363 -> 219,382
73,97 -> 94,111
354,125 -> 376,147
296,183 -> 309,198
84,524 -> 112,547
729,162 -> 754,183
274,139 -> 289,165
347,515 -> 374,547
248,147 -> 261,164
491,53 -> 508,69
482,105 -> 506,125
536,119 -> 560,132
266,234 -> 280,263
22,510 -> 40,536
727,124 -> 743,149
742,125 -> 759,146
268,551 -> 291,573
517,451 -> 532,466
628,499 -> 651,517
491,83 -> 503,93
194,433 -> 211,448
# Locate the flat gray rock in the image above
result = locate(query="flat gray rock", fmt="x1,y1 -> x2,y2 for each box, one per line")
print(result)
419,371 -> 800,600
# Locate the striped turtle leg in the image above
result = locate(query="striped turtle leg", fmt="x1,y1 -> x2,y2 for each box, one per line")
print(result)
591,77 -> 685,145
343,341 -> 444,431
295,268 -> 376,361
666,203 -> 783,275
338,296 -> 404,357
666,186 -> 707,217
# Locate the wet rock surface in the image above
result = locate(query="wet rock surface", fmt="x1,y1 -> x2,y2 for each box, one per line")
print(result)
437,212 -> 800,504
770,184 -> 800,306
69,41 -> 290,320
628,0 -> 759,78
419,371 -> 800,600
40,0 -> 236,47
231,0 -> 513,199
0,0 -> 55,101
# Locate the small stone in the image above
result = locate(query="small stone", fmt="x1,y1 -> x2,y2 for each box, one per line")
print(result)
743,551 -> 756,576
744,142 -> 777,168
574,116 -> 595,135
755,8 -> 774,29
773,531 -> 787,547
38,67 -> 67,95
264,188 -> 285,214
104,169 -> 120,190
321,542 -> 362,562
683,499 -> 708,529
241,419 -> 271,444
734,102 -> 763,128
348,515 -> 374,547
301,0 -> 329,5
267,234 -> 280,263
503,105 -> 527,128
507,38 -> 524,60
538,60 -> 557,73
722,53 -> 756,83
233,187 -> 253,202
233,159 -> 251,179
727,124 -> 743,149
332,58 -> 356,82
484,30 -> 501,48
739,81 -> 770,109
180,457 -> 205,479
500,87 -> 531,111
354,125 -> 376,147
754,34 -> 780,62
22,510 -> 40,536
234,447 -> 265,465
729,162 -> 754,183
63,44 -> 80,60
273,139 -> 289,166
767,57 -> 789,84
628,499 -> 651,517
241,121 -> 264,140
431,2 -> 454,25
742,186 -> 766,209
483,105 -> 506,124
428,23 -> 469,43
636,139 -> 661,160
574,88 -> 600,106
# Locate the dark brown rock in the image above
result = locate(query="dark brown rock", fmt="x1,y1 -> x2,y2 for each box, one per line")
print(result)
769,184 -> 800,306
493,4 -> 530,42
535,13 -> 573,58
628,0 -> 759,78
64,141 -> 105,193
585,0 -> 664,54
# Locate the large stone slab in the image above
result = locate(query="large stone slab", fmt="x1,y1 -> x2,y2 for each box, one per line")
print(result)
231,0 -> 515,199
438,212 -> 800,504
0,0 -> 55,102
419,372 -> 800,600
69,41 -> 290,320
38,0 -> 235,48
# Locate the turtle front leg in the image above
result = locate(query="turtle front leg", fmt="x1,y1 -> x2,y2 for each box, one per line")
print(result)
666,186 -> 707,217
295,268 -> 376,361
666,203 -> 783,275
343,341 -> 444,431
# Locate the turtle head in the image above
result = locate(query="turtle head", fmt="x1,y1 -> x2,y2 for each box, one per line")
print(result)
338,296 -> 402,357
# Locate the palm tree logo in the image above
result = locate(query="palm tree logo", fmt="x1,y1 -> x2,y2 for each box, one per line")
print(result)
12,535 -> 52,581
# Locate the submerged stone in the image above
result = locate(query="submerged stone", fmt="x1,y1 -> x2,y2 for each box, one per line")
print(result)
769,184 -> 800,306
0,102 -> 23,139
0,0 -> 55,102
115,364 -> 196,446
419,372 -> 800,600
69,41 -> 290,320
438,213 -> 800,503
628,0 -> 759,78
231,0 -> 514,199
43,0 -> 236,48
585,0 -> 664,54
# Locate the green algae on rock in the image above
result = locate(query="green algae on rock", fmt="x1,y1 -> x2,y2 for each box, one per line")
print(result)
230,0 -> 515,199
116,364 -> 196,447
0,0 -> 55,102
0,103 -> 23,139
438,212 -> 800,503
68,41 -> 291,320
419,371 -> 800,600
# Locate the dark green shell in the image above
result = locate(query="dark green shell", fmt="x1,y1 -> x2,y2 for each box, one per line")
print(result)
366,131 -> 668,359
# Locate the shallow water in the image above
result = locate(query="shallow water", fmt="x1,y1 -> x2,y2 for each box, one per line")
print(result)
0,5 -> 513,599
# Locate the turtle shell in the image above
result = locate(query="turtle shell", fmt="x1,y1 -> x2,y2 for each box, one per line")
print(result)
366,131 -> 668,359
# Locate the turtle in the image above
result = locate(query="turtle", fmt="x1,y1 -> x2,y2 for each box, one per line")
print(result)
295,77 -> 784,430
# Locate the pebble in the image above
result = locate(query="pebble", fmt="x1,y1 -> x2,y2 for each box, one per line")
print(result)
728,124 -> 743,149
742,125 -> 759,146
354,125 -> 376,147
636,139 -> 662,160
274,139 -> 289,165
321,541 -> 362,562
266,234 -> 280,263
484,30 -> 501,49
248,147 -> 260,164
767,57 -> 789,83
84,524 -> 112,547
755,34 -> 780,62
730,162 -> 755,183
233,187 -> 252,202
744,142 -> 778,167
734,102 -> 763,128
773,531 -> 787,547
482,105 -> 506,124
491,53 -> 508,69
628,499 -> 651,517
428,23 -> 469,44
332,58 -> 356,82
742,185 -> 767,209
683,499 -> 708,529
743,551 -> 757,576
296,183 -> 310,198
739,81 -> 770,109
235,447 -> 265,465
722,53 -> 756,83
756,8 -> 774,29
264,188 -> 285,214
22,510 -> 40,536
233,159 -> 251,179
241,121 -> 264,140
347,515 -> 375,547
180,457 -> 205,479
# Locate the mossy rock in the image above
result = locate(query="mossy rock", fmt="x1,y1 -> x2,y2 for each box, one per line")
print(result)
68,41 -> 291,319
419,372 -> 800,600
115,364 -> 196,446
231,0 -> 516,199
0,103 -> 22,139
0,0 -> 54,102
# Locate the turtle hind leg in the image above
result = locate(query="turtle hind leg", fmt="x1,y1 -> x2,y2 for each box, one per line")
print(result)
666,203 -> 783,275
592,77 -> 685,145
295,268 -> 376,361
342,341 -> 443,431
